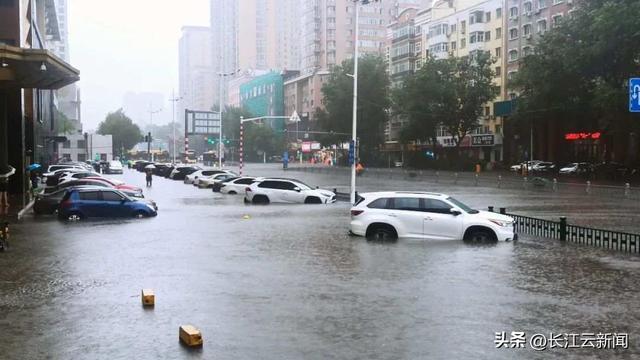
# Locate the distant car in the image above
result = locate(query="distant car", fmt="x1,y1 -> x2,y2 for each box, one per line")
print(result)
51,178 -> 143,197
531,162 -> 556,173
58,188 -> 157,221
43,168 -> 88,186
244,178 -> 336,204
44,164 -> 86,177
107,161 -> 124,174
510,160 -> 543,172
210,176 -> 239,192
34,186 -> 142,215
57,171 -> 103,184
197,173 -> 237,189
81,176 -> 142,193
185,169 -> 235,185
559,162 -> 592,175
349,191 -> 517,241
169,166 -> 201,180
220,177 -> 263,195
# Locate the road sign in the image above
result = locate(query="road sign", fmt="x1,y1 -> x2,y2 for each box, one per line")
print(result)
185,110 -> 221,135
631,78 -> 640,113
289,111 -> 301,123
348,140 -> 355,165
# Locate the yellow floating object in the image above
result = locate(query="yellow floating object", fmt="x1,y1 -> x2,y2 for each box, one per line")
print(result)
141,289 -> 155,307
243,215 -> 251,220
179,325 -> 203,347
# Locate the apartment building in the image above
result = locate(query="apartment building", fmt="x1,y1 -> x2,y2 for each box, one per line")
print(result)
179,26 -> 215,115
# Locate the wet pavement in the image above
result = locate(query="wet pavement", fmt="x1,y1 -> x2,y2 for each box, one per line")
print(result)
1,164 -> 639,359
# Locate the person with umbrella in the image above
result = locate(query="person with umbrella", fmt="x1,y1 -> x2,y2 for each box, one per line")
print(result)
144,164 -> 155,187
27,164 -> 41,193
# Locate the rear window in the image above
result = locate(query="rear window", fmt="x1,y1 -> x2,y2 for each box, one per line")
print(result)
202,170 -> 222,176
367,198 -> 389,209
79,191 -> 100,201
258,180 -> 280,189
391,197 -> 421,211
235,178 -> 255,185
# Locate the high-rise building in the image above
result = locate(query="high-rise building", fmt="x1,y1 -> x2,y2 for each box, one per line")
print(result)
179,26 -> 216,116
210,0 -> 239,108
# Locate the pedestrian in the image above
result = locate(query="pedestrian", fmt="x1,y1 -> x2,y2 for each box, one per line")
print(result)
145,168 -> 153,187
0,176 -> 8,208
30,170 -> 39,191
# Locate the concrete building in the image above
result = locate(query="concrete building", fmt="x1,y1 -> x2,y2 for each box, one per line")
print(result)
179,26 -> 215,114
58,134 -> 113,163
1,0 -> 80,205
240,72 -> 286,130
210,0 -> 239,109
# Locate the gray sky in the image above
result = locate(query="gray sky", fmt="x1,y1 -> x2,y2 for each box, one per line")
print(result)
68,0 -> 209,131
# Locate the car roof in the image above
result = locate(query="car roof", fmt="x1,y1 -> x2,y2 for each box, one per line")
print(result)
359,191 -> 449,199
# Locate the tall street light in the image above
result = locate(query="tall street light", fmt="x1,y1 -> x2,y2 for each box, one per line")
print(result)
169,89 -> 183,164
350,0 -> 378,204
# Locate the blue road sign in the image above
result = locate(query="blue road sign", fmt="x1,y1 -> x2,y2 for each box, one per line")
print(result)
630,78 -> 640,113
348,140 -> 355,165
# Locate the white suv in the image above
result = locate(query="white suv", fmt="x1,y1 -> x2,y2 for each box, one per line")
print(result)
245,178 -> 336,204
350,192 -> 516,242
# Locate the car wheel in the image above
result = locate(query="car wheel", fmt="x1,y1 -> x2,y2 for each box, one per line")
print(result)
252,195 -> 269,205
66,212 -> 83,222
228,191 -> 237,195
366,224 -> 397,241
304,196 -> 322,204
464,228 -> 496,243
134,210 -> 146,219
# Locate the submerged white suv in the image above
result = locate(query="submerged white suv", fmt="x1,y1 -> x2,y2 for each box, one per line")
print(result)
245,178 -> 336,204
350,192 -> 516,242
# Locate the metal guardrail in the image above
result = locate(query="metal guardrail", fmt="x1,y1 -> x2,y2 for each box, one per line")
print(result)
489,207 -> 640,254
288,166 -> 640,200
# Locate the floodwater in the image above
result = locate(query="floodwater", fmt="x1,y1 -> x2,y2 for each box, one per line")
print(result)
0,164 -> 638,359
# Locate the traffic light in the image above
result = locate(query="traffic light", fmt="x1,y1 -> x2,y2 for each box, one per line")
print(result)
144,132 -> 152,143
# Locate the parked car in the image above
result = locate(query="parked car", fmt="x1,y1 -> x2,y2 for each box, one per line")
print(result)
43,168 -> 88,186
152,163 -> 171,176
134,161 -> 153,172
34,185 -> 142,215
81,176 -> 142,193
510,160 -> 543,172
50,178 -> 143,197
57,171 -> 103,184
349,191 -> 517,242
220,177 -> 263,194
210,176 -> 239,192
160,165 -> 176,178
44,164 -> 86,177
559,162 -> 592,175
169,166 -> 201,180
244,178 -> 336,204
531,162 -> 556,173
107,161 -> 124,174
58,188 -> 157,221
185,169 -> 235,185
197,173 -> 237,189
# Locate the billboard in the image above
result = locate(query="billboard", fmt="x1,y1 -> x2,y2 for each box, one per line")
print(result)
185,110 -> 220,135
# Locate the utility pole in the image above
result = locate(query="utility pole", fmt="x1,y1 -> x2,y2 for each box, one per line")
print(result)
148,104 -> 162,161
169,89 -> 183,164
350,0 -> 361,205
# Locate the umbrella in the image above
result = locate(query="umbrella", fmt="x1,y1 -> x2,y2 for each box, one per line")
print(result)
27,163 -> 41,171
145,164 -> 156,169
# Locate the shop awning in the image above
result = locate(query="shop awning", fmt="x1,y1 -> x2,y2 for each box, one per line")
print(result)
0,44 -> 80,90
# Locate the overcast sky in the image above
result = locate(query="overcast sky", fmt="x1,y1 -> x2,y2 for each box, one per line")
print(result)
68,0 -> 209,132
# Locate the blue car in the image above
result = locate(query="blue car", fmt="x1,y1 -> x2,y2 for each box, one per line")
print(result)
58,187 -> 158,221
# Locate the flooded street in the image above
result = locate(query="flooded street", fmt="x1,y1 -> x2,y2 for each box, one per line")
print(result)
1,164 -> 639,359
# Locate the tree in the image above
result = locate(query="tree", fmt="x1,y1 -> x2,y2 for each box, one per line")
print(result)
394,53 -> 498,157
55,109 -> 76,135
97,109 -> 142,157
243,123 -> 281,161
512,0 -> 640,162
316,55 -> 390,165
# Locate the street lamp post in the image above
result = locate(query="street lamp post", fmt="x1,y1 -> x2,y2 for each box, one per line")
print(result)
148,105 -> 162,162
169,89 -> 183,164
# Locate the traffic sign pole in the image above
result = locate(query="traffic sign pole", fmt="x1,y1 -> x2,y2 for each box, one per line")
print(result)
630,78 -> 640,113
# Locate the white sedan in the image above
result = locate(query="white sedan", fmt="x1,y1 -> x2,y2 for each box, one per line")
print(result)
220,177 -> 263,195
197,173 -> 237,188
185,169 -> 235,185
349,191 -> 516,242
244,178 -> 336,204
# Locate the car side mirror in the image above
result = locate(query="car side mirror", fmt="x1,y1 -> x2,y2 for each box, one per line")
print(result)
450,209 -> 462,216
293,187 -> 301,192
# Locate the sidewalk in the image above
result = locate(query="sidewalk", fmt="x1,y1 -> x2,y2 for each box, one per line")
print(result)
0,193 -> 35,222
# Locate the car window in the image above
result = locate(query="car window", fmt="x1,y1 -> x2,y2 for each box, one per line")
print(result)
235,178 -> 254,185
101,191 -> 124,201
367,198 -> 389,209
422,199 -> 452,214
391,197 -> 421,211
202,170 -> 221,176
84,181 -> 109,187
258,181 -> 279,189
79,191 -> 100,201
280,181 -> 297,191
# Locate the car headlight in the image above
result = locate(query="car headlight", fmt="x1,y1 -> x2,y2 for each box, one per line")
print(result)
489,219 -> 512,227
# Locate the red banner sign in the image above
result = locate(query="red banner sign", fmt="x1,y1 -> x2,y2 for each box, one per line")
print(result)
564,132 -> 601,141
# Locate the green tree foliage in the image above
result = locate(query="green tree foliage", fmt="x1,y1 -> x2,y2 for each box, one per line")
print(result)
54,109 -> 76,135
512,0 -> 640,138
316,55 -> 390,164
243,123 -> 282,161
97,109 -> 142,156
394,53 -> 498,155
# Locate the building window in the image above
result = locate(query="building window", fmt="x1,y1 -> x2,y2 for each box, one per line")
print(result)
460,38 -> 466,48
485,106 -> 491,116
509,28 -> 518,40
62,154 -> 71,161
522,46 -> 533,56
77,153 -> 86,162
523,24 -> 532,36
537,0 -> 547,9
508,50 -> 518,62
485,12 -> 491,22
507,70 -> 517,80
496,8 -> 502,18
470,31 -> 485,44
495,47 -> 502,58
461,20 -> 466,34
537,19 -> 547,33
509,7 -> 518,18
451,41 -> 456,50
495,124 -> 503,135
485,31 -> 491,41
552,14 -> 563,28
415,42 -> 421,53
523,1 -> 533,13
77,140 -> 86,149
495,66 -> 502,77
496,27 -> 502,38
552,0 -> 563,5
469,11 -> 484,25
63,140 -> 71,149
